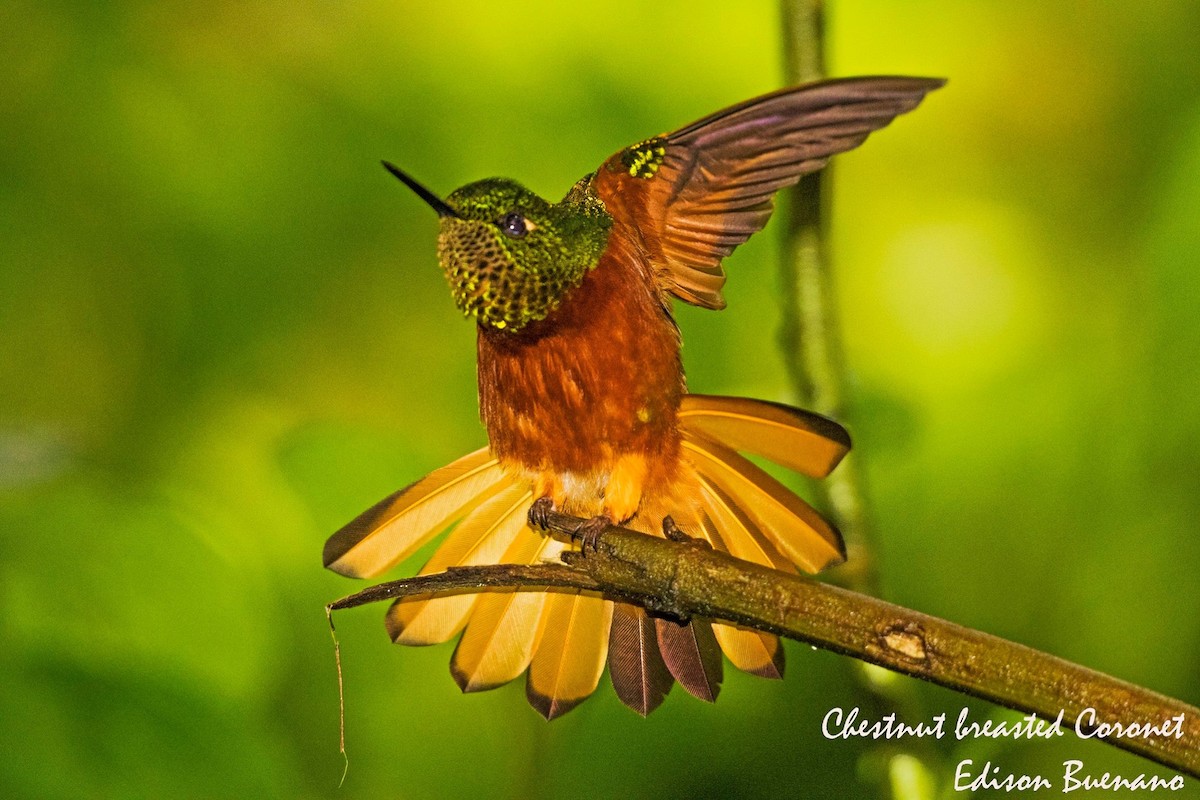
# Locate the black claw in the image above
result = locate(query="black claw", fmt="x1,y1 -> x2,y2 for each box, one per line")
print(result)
529,496 -> 554,530
662,516 -> 712,549
662,516 -> 688,542
574,515 -> 613,554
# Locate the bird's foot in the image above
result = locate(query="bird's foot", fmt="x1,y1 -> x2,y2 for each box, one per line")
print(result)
574,514 -> 613,555
662,516 -> 712,550
529,496 -> 555,530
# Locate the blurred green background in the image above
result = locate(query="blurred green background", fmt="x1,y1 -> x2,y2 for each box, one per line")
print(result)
2,1 -> 1198,797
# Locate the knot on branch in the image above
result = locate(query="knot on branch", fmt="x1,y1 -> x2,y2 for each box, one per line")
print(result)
876,621 -> 931,667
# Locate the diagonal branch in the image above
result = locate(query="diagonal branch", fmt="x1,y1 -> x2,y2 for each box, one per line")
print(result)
329,510 -> 1200,780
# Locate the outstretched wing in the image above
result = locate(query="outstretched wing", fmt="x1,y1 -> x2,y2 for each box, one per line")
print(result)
592,76 -> 944,309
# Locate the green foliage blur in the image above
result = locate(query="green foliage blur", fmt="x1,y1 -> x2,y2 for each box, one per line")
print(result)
3,2 -> 1199,797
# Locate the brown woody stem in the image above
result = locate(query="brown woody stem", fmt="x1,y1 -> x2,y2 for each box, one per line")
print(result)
329,512 -> 1200,779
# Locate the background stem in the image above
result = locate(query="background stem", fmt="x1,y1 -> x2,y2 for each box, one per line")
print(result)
778,5 -> 935,795
778,0 -> 877,593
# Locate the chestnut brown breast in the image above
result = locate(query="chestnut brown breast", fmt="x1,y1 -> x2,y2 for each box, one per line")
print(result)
476,224 -> 683,486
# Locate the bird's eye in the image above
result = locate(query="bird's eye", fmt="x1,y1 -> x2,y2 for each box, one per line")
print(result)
500,212 -> 528,239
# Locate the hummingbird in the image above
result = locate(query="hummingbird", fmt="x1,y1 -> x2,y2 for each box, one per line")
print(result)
324,76 -> 943,719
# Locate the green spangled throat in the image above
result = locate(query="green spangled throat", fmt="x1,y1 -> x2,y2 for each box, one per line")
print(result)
437,177 -> 612,331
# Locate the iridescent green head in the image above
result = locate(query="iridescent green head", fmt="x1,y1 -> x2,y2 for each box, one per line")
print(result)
382,162 -> 612,332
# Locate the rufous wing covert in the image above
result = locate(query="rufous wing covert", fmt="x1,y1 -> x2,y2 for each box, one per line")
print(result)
595,76 -> 944,309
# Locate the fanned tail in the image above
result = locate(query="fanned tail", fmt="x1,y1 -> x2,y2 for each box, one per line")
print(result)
450,531 -> 565,692
325,393 -> 850,717
698,480 -> 794,573
710,622 -> 784,679
678,394 -> 850,478
386,484 -> 533,645
608,603 -> 674,715
698,503 -> 786,678
323,447 -> 512,578
654,616 -> 723,702
526,591 -> 614,719
677,393 -> 849,680
681,430 -> 846,573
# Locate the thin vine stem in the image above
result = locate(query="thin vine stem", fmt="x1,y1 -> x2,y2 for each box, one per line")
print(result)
778,0 -> 877,595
